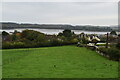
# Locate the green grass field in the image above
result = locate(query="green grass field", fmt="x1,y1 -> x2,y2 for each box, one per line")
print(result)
0,50 -> 2,79
2,46 -> 118,78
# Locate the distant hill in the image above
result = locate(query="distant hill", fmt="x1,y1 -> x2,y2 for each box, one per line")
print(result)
0,22 -> 119,32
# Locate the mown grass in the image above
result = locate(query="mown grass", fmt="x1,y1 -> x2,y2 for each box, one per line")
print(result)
2,46 -> 118,78
0,50 -> 2,79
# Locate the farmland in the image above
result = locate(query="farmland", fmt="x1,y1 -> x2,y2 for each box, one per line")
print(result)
2,46 -> 118,78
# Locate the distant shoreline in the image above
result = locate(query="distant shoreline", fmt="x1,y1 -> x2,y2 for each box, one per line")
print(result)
1,28 -> 111,32
1,22 -> 118,32
0,28 -> 111,35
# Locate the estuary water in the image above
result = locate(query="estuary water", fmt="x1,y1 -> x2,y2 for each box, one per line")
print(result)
0,28 -> 110,35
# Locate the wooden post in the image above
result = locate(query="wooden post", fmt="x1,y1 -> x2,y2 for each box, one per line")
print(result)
118,34 -> 120,44
106,33 -> 109,48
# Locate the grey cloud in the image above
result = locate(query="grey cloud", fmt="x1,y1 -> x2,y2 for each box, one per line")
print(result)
2,2 -> 118,26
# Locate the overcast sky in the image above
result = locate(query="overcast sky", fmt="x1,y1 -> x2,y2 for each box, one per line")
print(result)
2,1 -> 118,26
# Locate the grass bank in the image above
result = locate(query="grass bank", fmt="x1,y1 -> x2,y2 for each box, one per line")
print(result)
2,46 -> 118,78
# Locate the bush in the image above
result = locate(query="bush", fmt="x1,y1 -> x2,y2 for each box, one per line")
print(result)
77,43 -> 86,47
98,47 -> 120,61
98,47 -> 108,55
2,42 -> 12,49
50,39 -> 62,46
2,42 -> 26,49
110,31 -> 117,35
2,31 -> 9,36
116,43 -> 120,49
107,48 -> 120,61
2,29 -> 86,49
70,38 -> 79,44
81,38 -> 89,44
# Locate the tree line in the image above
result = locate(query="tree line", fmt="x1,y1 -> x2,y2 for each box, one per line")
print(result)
2,29 -> 78,49
1,22 -> 118,31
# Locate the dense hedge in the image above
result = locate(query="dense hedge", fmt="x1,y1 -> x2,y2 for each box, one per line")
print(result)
98,47 -> 120,61
2,42 -> 26,49
2,38 -> 78,49
116,43 -> 120,49
2,29 -> 79,49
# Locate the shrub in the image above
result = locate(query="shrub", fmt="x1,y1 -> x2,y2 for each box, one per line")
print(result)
98,47 -> 108,55
81,38 -> 89,44
2,31 -> 9,36
110,31 -> 117,35
2,42 -> 12,49
70,38 -> 79,44
107,48 -> 120,61
2,42 -> 26,49
77,42 -> 87,47
98,47 -> 120,61
116,43 -> 120,49
50,39 -> 62,46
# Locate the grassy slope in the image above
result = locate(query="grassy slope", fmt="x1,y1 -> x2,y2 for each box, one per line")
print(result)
0,50 -> 2,79
2,46 -> 118,78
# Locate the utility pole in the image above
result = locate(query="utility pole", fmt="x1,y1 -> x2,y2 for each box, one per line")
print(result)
106,33 -> 109,48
